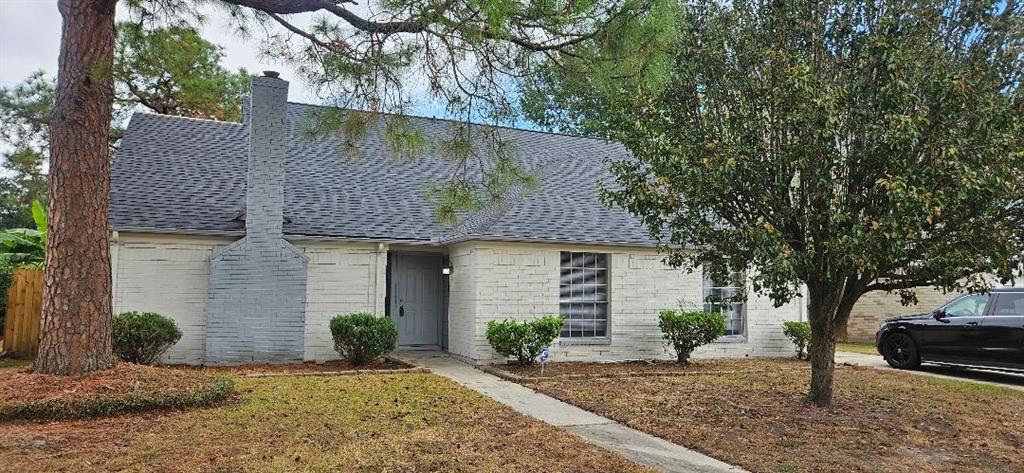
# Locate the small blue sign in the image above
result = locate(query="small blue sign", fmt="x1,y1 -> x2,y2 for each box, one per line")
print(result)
539,347 -> 550,363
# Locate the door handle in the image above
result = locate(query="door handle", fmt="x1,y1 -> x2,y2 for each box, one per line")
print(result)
399,306 -> 405,317
965,321 -> 979,326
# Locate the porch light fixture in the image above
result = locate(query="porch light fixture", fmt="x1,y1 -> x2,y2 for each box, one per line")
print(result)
442,265 -> 452,275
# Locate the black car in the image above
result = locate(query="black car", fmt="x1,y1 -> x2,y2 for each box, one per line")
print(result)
875,287 -> 1024,372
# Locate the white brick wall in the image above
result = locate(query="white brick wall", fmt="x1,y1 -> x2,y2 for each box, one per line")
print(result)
298,240 -> 387,362
112,233 -> 230,365
112,233 -> 386,365
113,234 -> 800,366
446,241 -> 802,364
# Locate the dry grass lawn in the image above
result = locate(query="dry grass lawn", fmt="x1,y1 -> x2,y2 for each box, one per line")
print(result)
0,373 -> 650,472
837,342 -> 880,355
523,360 -> 1024,473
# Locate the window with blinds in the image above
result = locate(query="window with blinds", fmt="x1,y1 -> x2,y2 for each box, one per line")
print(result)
559,252 -> 608,338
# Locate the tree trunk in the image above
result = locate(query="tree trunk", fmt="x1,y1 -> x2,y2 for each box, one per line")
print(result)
34,0 -> 117,375
677,350 -> 689,364
805,281 -> 843,406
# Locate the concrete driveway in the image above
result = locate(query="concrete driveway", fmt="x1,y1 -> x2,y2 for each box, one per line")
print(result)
836,351 -> 1024,392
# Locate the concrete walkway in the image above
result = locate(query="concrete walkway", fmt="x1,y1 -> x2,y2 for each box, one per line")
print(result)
836,351 -> 1024,392
396,350 -> 745,473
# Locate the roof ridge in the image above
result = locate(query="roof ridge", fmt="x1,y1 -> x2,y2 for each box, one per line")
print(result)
285,100 -> 610,144
133,110 -> 245,126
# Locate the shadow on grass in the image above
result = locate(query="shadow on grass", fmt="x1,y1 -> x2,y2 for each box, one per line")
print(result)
918,364 -> 1024,388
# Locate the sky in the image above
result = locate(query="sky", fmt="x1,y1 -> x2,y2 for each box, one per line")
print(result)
0,0 -> 451,116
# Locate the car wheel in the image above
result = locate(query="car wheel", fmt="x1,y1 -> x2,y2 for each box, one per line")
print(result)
882,333 -> 921,369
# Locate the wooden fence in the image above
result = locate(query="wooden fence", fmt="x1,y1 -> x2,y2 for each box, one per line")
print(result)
3,268 -> 44,357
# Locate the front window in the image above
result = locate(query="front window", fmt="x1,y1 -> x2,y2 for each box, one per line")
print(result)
703,272 -> 745,337
559,252 -> 608,338
942,294 -> 990,317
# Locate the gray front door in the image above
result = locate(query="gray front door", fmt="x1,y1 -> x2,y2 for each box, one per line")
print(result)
391,254 -> 442,346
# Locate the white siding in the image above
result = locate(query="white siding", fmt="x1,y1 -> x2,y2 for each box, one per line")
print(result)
446,241 -> 801,364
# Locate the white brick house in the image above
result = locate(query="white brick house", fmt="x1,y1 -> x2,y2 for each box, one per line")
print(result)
110,73 -> 804,365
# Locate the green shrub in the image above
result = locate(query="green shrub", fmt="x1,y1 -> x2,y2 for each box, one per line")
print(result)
329,312 -> 397,364
486,315 -> 564,365
112,311 -> 183,365
782,320 -> 812,360
658,310 -> 727,364
0,377 -> 234,422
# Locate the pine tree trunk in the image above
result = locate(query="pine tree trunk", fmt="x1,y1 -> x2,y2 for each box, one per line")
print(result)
34,0 -> 117,375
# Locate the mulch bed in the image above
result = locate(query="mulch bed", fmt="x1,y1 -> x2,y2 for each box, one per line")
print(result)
1,363 -> 233,422
174,358 -> 423,377
483,357 -> 808,381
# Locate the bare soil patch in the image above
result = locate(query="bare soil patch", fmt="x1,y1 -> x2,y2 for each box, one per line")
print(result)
521,359 -> 1024,473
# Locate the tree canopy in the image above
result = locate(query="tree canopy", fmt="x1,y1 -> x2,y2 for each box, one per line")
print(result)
525,0 -> 1024,405
0,22 -> 248,229
113,22 -> 249,122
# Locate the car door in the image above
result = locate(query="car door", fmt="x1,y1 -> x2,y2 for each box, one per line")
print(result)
915,294 -> 990,363
979,292 -> 1024,368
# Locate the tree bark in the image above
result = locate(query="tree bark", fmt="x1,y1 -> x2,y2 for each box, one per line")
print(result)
34,0 -> 117,375
805,281 -> 843,406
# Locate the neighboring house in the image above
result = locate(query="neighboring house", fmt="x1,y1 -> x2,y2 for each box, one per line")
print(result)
843,287 -> 958,343
109,73 -> 802,365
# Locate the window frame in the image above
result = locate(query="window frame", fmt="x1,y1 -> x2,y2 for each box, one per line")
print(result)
558,251 -> 611,343
702,271 -> 748,342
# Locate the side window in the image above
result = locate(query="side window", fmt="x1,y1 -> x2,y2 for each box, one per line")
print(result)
703,272 -> 745,336
991,294 -> 1024,316
942,294 -> 990,317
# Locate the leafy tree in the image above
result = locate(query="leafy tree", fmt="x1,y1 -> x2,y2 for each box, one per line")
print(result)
37,0 -> 674,375
528,0 -> 1023,405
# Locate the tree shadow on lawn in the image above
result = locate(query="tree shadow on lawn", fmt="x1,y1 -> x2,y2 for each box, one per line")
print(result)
916,364 -> 1024,388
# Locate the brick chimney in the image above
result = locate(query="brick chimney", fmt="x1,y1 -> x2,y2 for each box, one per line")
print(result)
206,72 -> 309,365
245,72 -> 288,243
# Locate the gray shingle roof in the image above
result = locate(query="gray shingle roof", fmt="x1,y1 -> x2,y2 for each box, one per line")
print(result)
110,103 -> 656,246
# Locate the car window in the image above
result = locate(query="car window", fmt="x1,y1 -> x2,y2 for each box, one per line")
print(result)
943,294 -> 990,317
991,293 -> 1024,316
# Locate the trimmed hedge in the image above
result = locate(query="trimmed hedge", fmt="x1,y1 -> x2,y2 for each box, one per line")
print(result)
329,312 -> 398,364
658,310 -> 727,364
113,311 -> 183,365
782,321 -> 812,360
0,377 -> 234,422
486,315 -> 564,365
